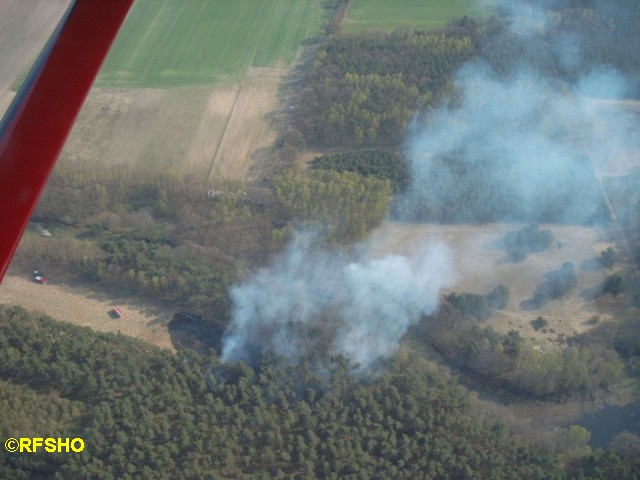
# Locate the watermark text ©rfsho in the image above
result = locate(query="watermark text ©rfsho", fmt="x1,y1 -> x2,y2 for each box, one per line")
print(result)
4,437 -> 85,453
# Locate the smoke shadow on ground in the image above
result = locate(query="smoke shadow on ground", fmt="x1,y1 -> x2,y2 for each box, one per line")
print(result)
581,258 -> 604,272
580,284 -> 602,301
169,312 -> 224,353
520,262 -> 578,311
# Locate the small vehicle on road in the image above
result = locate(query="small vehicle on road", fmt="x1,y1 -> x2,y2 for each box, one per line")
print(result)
32,271 -> 47,284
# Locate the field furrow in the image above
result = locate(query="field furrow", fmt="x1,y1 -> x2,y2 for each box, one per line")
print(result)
208,72 -> 284,182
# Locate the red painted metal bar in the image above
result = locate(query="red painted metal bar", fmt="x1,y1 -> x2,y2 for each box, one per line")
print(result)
0,0 -> 135,282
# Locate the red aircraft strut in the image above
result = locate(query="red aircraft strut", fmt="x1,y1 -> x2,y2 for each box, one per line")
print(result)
0,0 -> 135,282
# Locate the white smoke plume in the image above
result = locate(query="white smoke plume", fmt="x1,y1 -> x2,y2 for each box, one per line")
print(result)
400,64 -> 639,224
222,234 -> 456,368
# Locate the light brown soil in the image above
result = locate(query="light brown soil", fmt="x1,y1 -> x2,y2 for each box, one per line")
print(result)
369,221 -> 623,348
0,274 -> 174,351
56,71 -> 283,183
0,0 -> 72,100
58,86 -> 238,176
209,71 -> 285,182
185,85 -> 241,173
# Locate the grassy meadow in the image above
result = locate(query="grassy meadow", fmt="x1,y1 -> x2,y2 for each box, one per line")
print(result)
343,0 -> 496,33
98,0 -> 327,87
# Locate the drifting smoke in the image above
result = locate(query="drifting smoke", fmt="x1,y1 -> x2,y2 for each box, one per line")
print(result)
221,0 -> 640,368
400,0 -> 640,225
399,65 -> 638,224
222,234 -> 456,368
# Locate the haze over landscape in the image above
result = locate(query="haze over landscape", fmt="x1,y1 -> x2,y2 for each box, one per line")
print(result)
1,0 -> 640,478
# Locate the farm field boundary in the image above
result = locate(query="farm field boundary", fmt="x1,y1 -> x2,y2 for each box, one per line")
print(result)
58,71 -> 283,182
342,0 -> 496,33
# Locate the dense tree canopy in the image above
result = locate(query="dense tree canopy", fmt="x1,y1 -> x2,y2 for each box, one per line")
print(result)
294,31 -> 474,148
311,150 -> 410,192
273,170 -> 391,243
0,305 -> 561,479
1,305 -> 637,478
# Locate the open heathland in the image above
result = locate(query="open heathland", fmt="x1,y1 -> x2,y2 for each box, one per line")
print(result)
369,221 -> 625,349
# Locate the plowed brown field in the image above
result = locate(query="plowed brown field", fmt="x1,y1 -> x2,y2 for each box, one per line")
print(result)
57,73 -> 282,181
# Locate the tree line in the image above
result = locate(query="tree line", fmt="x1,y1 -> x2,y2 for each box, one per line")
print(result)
273,170 -> 391,243
18,164 -> 393,316
420,291 -> 625,398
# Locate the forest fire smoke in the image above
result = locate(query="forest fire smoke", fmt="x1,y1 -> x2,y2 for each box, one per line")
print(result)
399,65 -> 638,225
221,234 -> 455,368
221,0 -> 640,369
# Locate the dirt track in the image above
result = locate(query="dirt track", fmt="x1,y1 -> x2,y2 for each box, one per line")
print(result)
0,274 -> 174,351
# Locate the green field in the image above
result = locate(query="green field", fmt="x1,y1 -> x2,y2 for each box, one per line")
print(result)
98,0 -> 327,87
343,0 -> 496,33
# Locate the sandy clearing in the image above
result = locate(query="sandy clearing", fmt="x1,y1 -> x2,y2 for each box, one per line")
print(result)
208,72 -> 284,182
369,221 -> 621,346
0,0 -> 71,98
0,274 -> 174,351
